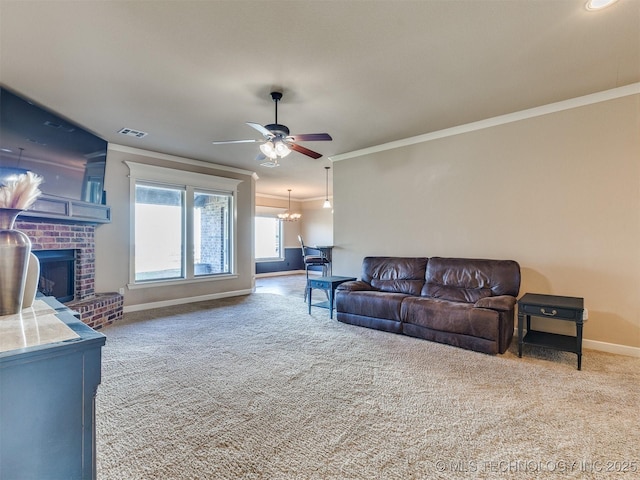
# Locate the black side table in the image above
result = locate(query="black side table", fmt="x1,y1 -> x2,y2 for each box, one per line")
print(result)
518,293 -> 585,370
307,276 -> 356,319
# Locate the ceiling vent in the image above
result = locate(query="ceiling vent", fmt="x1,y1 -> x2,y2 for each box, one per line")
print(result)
118,127 -> 148,138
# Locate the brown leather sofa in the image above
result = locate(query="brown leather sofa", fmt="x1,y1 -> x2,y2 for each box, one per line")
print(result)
335,257 -> 521,354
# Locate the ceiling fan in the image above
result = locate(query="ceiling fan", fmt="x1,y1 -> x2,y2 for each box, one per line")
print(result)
212,91 -> 332,163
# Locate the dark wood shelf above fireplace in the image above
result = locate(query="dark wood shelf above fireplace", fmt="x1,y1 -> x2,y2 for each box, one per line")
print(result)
18,194 -> 111,224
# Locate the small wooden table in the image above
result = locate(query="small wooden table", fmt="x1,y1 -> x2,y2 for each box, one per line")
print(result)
518,293 -> 585,370
307,275 -> 356,319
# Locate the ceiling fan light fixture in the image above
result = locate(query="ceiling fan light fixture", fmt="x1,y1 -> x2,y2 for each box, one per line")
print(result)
260,139 -> 291,159
259,141 -> 277,159
211,91 -> 332,160
274,140 -> 291,157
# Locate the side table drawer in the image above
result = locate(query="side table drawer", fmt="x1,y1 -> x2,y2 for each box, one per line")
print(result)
308,279 -> 328,290
521,304 -> 579,320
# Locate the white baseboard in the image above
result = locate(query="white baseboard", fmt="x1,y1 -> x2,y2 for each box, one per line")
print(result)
255,270 -> 306,278
123,288 -> 253,313
582,339 -> 640,358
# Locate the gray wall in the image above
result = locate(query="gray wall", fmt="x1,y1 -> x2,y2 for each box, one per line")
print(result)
332,93 -> 640,349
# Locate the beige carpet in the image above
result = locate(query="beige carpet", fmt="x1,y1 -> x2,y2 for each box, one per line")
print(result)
96,293 -> 640,479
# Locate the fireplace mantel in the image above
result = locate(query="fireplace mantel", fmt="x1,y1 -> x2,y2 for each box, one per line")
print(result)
17,193 -> 110,224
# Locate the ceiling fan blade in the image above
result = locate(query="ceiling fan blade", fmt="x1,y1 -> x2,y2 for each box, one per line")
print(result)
212,139 -> 260,145
246,122 -> 275,139
288,142 -> 323,159
288,133 -> 332,142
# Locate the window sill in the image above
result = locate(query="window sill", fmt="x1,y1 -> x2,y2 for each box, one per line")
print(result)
128,274 -> 238,290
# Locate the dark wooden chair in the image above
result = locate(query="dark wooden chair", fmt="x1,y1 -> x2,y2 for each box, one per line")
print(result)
298,235 -> 330,301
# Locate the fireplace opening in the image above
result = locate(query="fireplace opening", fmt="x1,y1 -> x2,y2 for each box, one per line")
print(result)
32,249 -> 76,303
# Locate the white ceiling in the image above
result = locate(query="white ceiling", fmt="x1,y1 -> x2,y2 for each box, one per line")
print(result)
1,0 -> 638,200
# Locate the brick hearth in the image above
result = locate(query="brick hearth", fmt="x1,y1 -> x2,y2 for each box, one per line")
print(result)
16,218 -> 123,330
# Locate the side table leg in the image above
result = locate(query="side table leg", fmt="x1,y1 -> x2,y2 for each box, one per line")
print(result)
329,287 -> 334,319
518,311 -> 524,358
577,354 -> 582,371
577,320 -> 584,371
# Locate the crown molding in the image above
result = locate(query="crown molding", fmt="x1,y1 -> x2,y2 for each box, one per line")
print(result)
330,82 -> 640,162
108,143 -> 259,180
301,195 -> 333,203
256,192 -> 333,203
256,192 -> 298,201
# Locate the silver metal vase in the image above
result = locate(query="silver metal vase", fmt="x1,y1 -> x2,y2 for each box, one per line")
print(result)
0,208 -> 31,316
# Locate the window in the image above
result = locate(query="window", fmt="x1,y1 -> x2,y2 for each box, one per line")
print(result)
255,216 -> 282,261
193,191 -> 231,275
126,161 -> 241,286
135,183 -> 185,281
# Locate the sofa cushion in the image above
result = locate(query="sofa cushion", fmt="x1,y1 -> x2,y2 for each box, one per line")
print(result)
422,257 -> 521,303
335,290 -> 408,322
401,297 -> 500,341
474,295 -> 517,312
335,280 -> 373,293
361,256 -> 428,296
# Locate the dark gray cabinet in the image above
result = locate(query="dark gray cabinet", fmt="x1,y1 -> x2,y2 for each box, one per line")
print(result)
0,298 -> 106,479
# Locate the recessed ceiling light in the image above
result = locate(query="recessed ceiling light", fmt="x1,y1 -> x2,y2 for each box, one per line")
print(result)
585,0 -> 619,11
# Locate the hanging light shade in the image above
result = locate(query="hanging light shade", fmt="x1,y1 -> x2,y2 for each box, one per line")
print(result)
278,189 -> 301,221
274,140 -> 291,157
260,139 -> 291,160
323,166 -> 332,209
259,141 -> 277,159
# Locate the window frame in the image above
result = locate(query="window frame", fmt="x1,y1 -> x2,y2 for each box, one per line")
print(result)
125,161 -> 242,289
134,181 -> 187,282
254,214 -> 284,262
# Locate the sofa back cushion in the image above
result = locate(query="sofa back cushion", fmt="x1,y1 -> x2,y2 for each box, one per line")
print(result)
422,257 -> 521,303
362,257 -> 428,296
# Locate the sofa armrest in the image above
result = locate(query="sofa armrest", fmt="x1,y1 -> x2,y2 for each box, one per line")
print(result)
474,295 -> 517,312
336,280 -> 376,292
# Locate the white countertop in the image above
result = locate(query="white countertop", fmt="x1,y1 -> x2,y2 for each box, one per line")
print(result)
0,300 -> 80,354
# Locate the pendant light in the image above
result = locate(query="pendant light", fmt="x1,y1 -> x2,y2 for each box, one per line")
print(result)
323,166 -> 331,209
277,189 -> 301,221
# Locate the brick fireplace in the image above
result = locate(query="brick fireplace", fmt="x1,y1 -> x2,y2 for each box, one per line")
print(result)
15,218 -> 123,330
